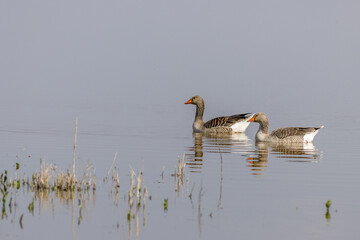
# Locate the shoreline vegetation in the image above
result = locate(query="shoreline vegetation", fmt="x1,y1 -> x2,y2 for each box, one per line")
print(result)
0,117 -> 189,238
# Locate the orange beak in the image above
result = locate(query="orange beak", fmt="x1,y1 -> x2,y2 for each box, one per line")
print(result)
247,116 -> 255,122
184,99 -> 193,104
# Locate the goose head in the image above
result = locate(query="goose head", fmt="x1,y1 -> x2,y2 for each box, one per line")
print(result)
247,112 -> 268,124
184,95 -> 204,106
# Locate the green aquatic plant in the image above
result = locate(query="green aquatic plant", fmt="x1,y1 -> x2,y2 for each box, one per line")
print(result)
1,193 -> 8,219
325,200 -> 332,221
1,170 -> 8,186
127,210 -> 133,221
78,199 -> 83,225
163,198 -> 168,211
12,180 -> 20,190
28,200 -> 34,214
326,200 -> 332,209
1,170 -> 9,219
325,210 -> 331,221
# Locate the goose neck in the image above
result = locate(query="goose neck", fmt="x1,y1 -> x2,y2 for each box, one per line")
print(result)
195,102 -> 204,122
258,119 -> 269,134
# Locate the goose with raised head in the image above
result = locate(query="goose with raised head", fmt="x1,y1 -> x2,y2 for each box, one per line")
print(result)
247,112 -> 323,143
184,95 -> 252,134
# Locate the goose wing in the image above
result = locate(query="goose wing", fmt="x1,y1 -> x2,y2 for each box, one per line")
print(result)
204,113 -> 251,129
270,127 -> 321,139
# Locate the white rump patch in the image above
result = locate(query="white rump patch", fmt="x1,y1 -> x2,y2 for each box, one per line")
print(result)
303,126 -> 324,143
230,114 -> 254,133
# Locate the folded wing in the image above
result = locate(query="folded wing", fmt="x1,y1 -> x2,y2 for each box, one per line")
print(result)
270,127 -> 322,139
204,113 -> 251,128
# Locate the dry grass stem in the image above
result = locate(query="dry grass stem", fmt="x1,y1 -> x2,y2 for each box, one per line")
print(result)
105,152 -> 120,189
127,166 -> 149,238
198,185 -> 204,236
136,171 -> 142,203
174,154 -> 186,193
107,152 -> 118,177
112,167 -> 120,189
218,149 -> 223,209
128,167 -> 135,208
77,163 -> 94,191
177,154 -> 186,178
30,160 -> 95,192
92,175 -> 97,190
72,116 -> 78,188
161,166 -> 165,183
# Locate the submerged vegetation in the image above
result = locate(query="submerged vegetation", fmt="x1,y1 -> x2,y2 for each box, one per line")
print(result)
1,170 -> 9,219
163,198 -> 168,211
325,200 -> 332,221
172,155 -> 187,194
127,167 -> 150,238
30,159 -> 96,192
0,118 -> 153,237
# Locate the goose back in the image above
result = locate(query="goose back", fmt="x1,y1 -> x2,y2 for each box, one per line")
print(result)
204,113 -> 251,128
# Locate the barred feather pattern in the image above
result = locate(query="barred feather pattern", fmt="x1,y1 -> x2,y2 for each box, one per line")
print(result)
249,113 -> 323,143
185,95 -> 251,134
203,126 -> 234,134
204,113 -> 251,129
270,127 -> 319,139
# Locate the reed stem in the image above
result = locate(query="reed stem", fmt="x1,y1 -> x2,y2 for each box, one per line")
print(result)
72,116 -> 78,188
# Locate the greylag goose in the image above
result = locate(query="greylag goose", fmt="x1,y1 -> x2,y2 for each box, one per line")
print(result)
184,95 -> 252,134
247,113 -> 323,143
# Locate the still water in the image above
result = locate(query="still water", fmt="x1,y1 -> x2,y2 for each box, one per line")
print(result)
0,100 -> 359,240
1,1 -> 360,239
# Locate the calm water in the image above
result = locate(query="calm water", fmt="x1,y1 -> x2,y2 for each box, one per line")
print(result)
1,1 -> 360,239
0,102 -> 359,240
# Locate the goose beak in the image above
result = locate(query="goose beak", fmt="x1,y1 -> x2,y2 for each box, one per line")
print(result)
184,99 -> 193,104
247,116 -> 255,122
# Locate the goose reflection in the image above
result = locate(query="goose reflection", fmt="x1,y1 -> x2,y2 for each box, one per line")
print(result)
185,132 -> 252,173
269,142 -> 321,162
246,142 -> 269,175
247,142 -> 321,175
